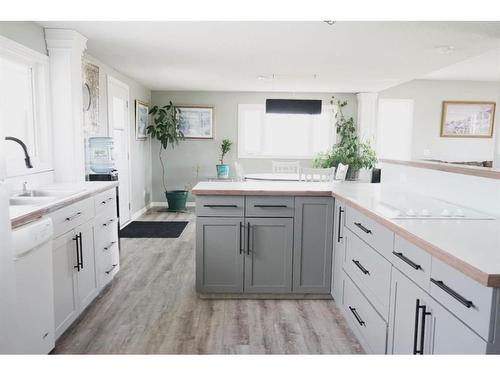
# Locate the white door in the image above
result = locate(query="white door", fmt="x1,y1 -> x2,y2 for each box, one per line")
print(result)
107,76 -> 131,226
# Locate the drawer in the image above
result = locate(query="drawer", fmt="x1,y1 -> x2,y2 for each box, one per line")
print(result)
345,206 -> 394,259
94,188 -> 117,217
344,228 -> 392,318
94,211 -> 119,247
245,196 -> 294,217
50,198 -> 94,238
100,241 -> 120,287
392,235 -> 431,291
343,274 -> 387,354
196,196 -> 244,217
429,257 -> 495,341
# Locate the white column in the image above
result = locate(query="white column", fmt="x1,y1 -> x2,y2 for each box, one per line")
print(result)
45,29 -> 87,183
356,92 -> 379,146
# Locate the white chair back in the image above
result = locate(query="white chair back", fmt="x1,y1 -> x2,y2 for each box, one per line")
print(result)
272,161 -> 300,174
234,161 -> 245,181
299,167 -> 335,182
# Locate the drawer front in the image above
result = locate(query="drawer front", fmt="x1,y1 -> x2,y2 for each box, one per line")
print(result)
245,196 -> 294,217
94,218 -> 118,252
343,274 -> 387,354
344,228 -> 392,318
429,257 -> 494,341
345,206 -> 394,259
100,241 -> 120,287
392,235 -> 432,291
94,188 -> 117,216
196,196 -> 244,217
50,198 -> 94,238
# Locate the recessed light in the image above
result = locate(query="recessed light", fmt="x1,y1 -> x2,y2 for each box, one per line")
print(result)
435,45 -> 455,55
324,20 -> 336,26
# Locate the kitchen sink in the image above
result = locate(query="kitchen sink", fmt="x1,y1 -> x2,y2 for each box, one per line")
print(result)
15,189 -> 82,198
9,196 -> 58,206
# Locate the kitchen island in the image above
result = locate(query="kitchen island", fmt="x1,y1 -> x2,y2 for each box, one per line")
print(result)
192,180 -> 500,354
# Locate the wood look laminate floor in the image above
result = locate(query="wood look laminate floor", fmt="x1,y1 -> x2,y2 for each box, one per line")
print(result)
53,208 -> 363,354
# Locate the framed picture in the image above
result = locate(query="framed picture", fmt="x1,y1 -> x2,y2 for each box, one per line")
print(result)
176,106 -> 214,139
135,100 -> 149,140
440,101 -> 496,138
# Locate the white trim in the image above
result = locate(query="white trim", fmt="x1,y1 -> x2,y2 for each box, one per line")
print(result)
130,205 -> 148,222
0,35 -> 48,63
150,201 -> 195,208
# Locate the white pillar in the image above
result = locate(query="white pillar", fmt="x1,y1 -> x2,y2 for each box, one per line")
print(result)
356,92 -> 379,146
45,29 -> 87,183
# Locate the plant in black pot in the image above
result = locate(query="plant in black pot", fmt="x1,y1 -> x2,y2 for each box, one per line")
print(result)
216,138 -> 233,179
147,101 -> 188,211
313,97 -> 377,180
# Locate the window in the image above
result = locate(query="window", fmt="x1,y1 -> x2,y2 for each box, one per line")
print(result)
0,36 -> 51,176
238,104 -> 335,159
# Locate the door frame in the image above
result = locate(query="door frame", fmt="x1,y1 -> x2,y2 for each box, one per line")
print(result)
106,75 -> 132,228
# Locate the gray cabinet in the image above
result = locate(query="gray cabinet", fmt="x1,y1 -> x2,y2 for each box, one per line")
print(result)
244,218 -> 293,293
196,217 -> 244,293
293,197 -> 334,294
332,200 -> 346,301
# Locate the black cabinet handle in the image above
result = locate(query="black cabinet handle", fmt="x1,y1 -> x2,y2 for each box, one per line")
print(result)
239,222 -> 243,254
413,299 -> 431,355
102,218 -> 115,227
101,197 -> 113,205
203,204 -> 238,208
105,264 -> 118,274
65,212 -> 82,221
430,278 -> 473,308
253,204 -> 288,208
392,251 -> 421,270
78,232 -> 83,270
247,222 -> 251,255
348,306 -> 365,326
354,222 -> 372,234
73,234 -> 80,271
337,207 -> 344,242
104,241 -> 117,251
352,259 -> 370,275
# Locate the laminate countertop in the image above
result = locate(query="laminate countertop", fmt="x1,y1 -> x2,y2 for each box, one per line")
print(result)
10,181 -> 119,229
192,181 -> 500,287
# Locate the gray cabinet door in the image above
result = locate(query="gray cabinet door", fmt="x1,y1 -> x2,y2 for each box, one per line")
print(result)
293,197 -> 334,293
332,200 -> 346,301
196,217 -> 244,293
244,217 -> 293,293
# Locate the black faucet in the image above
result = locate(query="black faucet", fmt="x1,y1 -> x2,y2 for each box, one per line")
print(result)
4,136 -> 33,168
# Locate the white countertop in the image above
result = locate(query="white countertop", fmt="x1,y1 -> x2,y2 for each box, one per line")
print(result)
192,180 -> 500,287
10,181 -> 118,229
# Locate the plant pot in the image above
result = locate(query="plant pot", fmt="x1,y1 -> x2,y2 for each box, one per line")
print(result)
345,168 -> 360,181
165,190 -> 188,211
216,164 -> 230,179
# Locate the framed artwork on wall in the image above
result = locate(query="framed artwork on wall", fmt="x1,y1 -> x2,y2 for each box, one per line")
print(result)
82,62 -> 99,134
440,101 -> 496,138
175,105 -> 214,139
135,100 -> 149,140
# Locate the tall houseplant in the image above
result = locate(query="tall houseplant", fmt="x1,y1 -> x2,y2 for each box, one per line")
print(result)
313,97 -> 377,180
216,138 -> 233,179
147,101 -> 188,211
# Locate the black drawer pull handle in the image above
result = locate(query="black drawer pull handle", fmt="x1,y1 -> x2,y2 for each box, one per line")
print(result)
65,212 -> 82,221
348,306 -> 365,326
253,204 -> 288,208
101,197 -> 113,205
352,259 -> 370,275
392,251 -> 421,270
103,241 -> 117,251
203,204 -> 238,208
102,218 -> 115,227
430,278 -> 473,308
105,264 -> 118,274
354,222 -> 372,234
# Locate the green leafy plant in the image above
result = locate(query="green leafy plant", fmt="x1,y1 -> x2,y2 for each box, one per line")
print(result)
313,97 -> 377,177
147,101 -> 185,192
219,138 -> 233,164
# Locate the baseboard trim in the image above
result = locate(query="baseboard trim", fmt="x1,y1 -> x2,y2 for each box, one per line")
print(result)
130,205 -> 149,222
150,201 -> 195,208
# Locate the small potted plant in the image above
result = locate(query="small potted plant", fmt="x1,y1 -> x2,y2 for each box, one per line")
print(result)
216,138 -> 233,179
147,101 -> 188,211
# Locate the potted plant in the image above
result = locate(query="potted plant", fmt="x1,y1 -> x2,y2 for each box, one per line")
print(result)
313,97 -> 377,180
216,138 -> 233,179
147,101 -> 188,211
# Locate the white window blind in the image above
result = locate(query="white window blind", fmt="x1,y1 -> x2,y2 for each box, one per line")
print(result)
238,104 -> 335,159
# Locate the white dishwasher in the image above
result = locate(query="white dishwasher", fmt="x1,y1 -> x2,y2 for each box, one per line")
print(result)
12,217 -> 55,354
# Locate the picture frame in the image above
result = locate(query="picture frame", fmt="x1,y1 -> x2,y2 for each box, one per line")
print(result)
440,101 -> 496,138
135,100 -> 149,140
176,105 -> 214,139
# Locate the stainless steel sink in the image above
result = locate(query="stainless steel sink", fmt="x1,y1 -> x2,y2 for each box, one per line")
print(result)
15,189 -> 80,198
9,196 -> 57,206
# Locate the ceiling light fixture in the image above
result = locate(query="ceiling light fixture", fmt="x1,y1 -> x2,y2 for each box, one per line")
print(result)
324,20 -> 336,25
435,45 -> 455,55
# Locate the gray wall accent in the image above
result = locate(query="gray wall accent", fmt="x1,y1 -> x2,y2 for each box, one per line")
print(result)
84,54 -> 152,215
151,91 -> 357,202
0,21 -> 47,55
379,79 -> 499,163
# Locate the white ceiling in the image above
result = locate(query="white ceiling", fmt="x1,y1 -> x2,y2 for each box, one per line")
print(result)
39,21 -> 500,92
421,48 -> 500,82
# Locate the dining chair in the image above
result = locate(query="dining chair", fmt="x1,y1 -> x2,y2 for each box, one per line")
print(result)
272,161 -> 300,174
299,167 -> 335,182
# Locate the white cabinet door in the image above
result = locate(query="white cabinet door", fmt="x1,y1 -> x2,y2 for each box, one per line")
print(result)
52,231 -> 79,339
76,221 -> 99,311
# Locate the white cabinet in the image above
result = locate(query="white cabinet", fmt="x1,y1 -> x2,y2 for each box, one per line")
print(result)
75,221 -> 99,311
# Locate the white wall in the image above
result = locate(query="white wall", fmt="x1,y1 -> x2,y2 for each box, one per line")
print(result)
379,79 -> 499,163
151,91 -> 357,202
83,54 -> 152,215
0,21 -> 47,56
